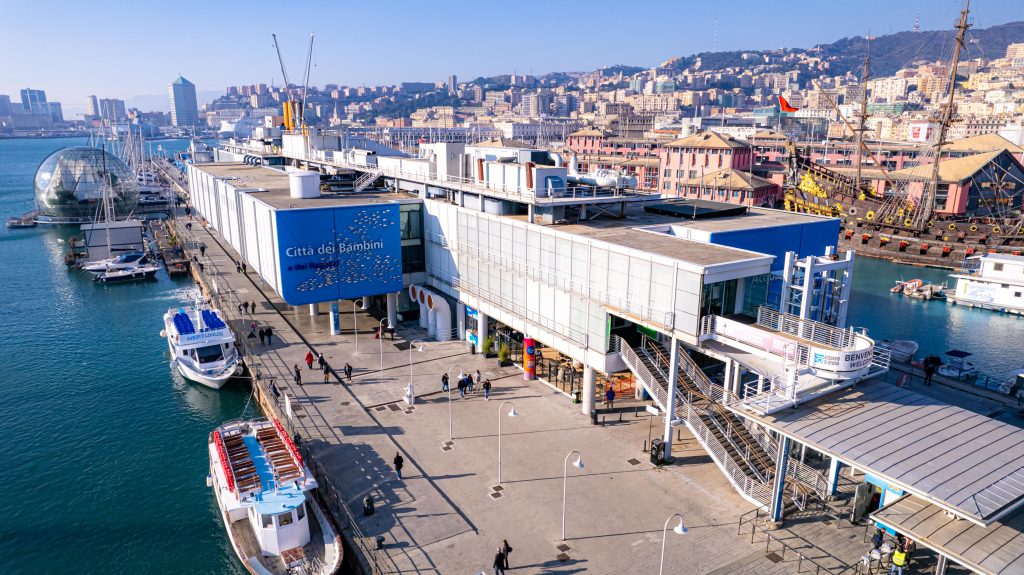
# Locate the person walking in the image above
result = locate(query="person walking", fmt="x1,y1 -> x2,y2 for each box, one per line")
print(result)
241,262 -> 247,274
198,244 -> 206,257
393,452 -> 404,479
251,301 -> 257,314
258,327 -> 266,346
242,301 -> 250,314
305,350 -> 315,370
501,539 -> 512,570
483,379 -> 492,401
185,221 -> 192,232
458,376 -> 466,398
323,362 -> 330,384
474,369 -> 482,392
264,325 -> 273,344
871,528 -> 884,551
344,362 -> 353,381
493,546 -> 506,575
605,387 -> 616,410
235,262 -> 242,273
294,364 -> 303,387
441,372 -> 449,392
923,355 -> 940,386
317,352 -> 326,370
237,302 -> 244,314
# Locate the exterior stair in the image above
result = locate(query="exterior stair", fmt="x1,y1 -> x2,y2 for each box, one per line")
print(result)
351,168 -> 382,193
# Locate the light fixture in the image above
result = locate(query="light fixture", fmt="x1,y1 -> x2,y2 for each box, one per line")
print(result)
507,406 -> 518,417
572,454 -> 583,469
673,517 -> 688,535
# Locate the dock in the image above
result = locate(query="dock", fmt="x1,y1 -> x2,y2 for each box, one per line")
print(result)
148,219 -> 190,276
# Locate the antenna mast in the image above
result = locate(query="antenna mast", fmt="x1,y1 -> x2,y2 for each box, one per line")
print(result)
918,0 -> 971,228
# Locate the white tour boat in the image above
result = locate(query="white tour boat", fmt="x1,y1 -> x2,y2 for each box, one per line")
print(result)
209,419 -> 342,575
163,302 -> 241,388
949,254 -> 1024,314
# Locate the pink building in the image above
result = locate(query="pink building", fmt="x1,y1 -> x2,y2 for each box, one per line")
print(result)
658,131 -> 754,197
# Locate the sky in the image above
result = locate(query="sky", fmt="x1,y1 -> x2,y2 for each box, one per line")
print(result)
1,0 -> 1019,118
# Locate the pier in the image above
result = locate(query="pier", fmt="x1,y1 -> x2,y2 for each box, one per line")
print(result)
151,160 -> 993,575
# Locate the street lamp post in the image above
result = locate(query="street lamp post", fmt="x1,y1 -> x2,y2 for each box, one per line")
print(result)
562,450 -> 583,541
378,317 -> 390,375
496,401 -> 518,485
352,299 -> 363,353
659,513 -> 688,575
406,340 -> 423,406
446,365 -> 461,441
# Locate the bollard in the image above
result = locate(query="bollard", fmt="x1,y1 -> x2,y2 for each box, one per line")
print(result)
766,532 -> 771,552
798,554 -> 803,573
619,411 -> 623,422
643,439 -> 648,452
677,428 -> 682,442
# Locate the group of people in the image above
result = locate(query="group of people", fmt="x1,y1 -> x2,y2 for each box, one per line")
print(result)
870,528 -> 916,575
492,539 -> 513,575
442,369 -> 493,400
293,350 -> 353,387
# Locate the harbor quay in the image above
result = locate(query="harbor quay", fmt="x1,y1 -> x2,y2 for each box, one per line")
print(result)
160,132 -> 1024,575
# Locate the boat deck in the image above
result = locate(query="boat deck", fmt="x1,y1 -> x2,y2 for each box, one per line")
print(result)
229,501 -> 327,575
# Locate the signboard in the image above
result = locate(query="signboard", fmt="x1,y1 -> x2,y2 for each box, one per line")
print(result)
465,305 -> 479,319
809,346 -> 873,372
524,337 -> 536,380
275,204 -> 402,306
465,331 -> 479,346
179,329 -> 229,345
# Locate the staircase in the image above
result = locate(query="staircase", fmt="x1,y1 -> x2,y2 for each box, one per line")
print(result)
351,168 -> 382,193
612,335 -> 831,514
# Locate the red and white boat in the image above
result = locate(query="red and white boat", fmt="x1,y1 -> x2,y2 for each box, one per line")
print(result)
208,419 -> 342,575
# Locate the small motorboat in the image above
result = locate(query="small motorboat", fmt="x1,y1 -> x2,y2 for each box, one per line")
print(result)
905,282 -> 946,300
937,349 -> 978,380
891,279 -> 923,294
6,215 -> 37,228
81,251 -> 150,274
94,263 -> 160,283
886,340 -> 919,363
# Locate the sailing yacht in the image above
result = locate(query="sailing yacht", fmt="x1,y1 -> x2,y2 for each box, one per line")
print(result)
163,297 -> 241,388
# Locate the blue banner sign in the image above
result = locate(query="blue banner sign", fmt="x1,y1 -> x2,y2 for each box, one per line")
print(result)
275,204 -> 402,305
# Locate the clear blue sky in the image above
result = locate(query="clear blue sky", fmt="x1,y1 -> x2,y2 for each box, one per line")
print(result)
0,0 -> 1017,117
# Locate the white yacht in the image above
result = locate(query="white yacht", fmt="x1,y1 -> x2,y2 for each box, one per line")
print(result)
163,302 -> 241,388
95,262 -> 160,283
82,251 -> 150,274
209,419 -> 342,575
949,253 -> 1024,314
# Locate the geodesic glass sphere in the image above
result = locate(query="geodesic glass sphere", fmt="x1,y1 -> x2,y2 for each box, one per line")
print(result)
34,147 -> 139,220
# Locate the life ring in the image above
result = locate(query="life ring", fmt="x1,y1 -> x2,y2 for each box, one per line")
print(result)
904,219 -> 913,227
866,211 -> 875,221
943,236 -> 950,242
993,226 -> 1002,234
885,217 -> 894,224
849,207 -> 858,215
927,221 -> 934,227
969,225 -> 978,232
896,208 -> 905,217
948,223 -> 957,231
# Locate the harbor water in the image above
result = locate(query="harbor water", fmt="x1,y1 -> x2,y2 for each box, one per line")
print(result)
0,137 -> 247,575
1,137 -> 1021,573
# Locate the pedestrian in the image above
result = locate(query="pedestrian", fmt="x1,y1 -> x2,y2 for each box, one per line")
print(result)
458,376 -> 466,398
305,350 -> 315,369
502,539 -> 512,570
317,352 -> 326,369
237,302 -> 244,314
474,369 -> 482,391
605,387 -> 616,410
483,379 -> 492,401
250,320 -> 257,334
185,205 -> 192,220
467,372 -> 476,393
241,262 -> 247,273
243,301 -> 250,314
294,364 -> 303,387
258,327 -> 266,346
185,221 -> 192,232
343,362 -> 352,381
199,244 -> 206,257
236,262 -> 242,273
393,452 -> 404,479
493,546 -> 506,575
198,262 -> 205,273
889,544 -> 908,575
871,528 -> 884,551
923,355 -> 940,386
441,372 -> 449,392
250,301 -> 256,314
264,325 -> 272,343
323,362 -> 330,384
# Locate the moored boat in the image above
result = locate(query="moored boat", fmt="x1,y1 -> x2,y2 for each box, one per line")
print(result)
82,251 -> 150,274
94,263 -> 160,283
163,301 -> 241,389
209,419 -> 342,575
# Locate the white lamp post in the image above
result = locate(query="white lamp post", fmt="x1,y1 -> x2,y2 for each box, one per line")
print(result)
562,450 -> 583,541
659,513 -> 688,575
497,401 -> 518,485
446,365 -> 462,441
378,317 -> 390,375
352,299 -> 363,353
405,339 -> 423,406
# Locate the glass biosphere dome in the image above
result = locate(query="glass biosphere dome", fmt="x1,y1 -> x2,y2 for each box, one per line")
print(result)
34,147 -> 139,220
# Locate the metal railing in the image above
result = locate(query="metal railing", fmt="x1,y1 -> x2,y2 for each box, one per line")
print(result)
737,508 -> 863,575
351,168 -> 382,193
756,307 -> 860,351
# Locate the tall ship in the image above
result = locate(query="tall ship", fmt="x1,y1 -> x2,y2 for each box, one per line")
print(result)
163,300 -> 241,388
209,419 -> 342,574
782,2 -> 1024,268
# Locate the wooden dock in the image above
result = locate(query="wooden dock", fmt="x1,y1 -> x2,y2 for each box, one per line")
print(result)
149,219 -> 190,276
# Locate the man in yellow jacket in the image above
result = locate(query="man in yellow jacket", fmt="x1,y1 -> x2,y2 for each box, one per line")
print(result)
890,547 -> 908,575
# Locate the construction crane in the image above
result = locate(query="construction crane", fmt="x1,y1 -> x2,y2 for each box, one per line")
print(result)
271,33 -> 314,132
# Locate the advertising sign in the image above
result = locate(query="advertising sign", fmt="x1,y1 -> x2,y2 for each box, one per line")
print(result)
275,205 -> 402,305
524,337 -> 536,380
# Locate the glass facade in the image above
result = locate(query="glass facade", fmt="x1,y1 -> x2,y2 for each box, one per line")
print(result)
34,147 -> 139,220
400,203 -> 424,274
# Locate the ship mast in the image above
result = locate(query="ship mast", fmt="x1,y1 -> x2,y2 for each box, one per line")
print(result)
854,36 -> 871,192
918,0 -> 971,228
